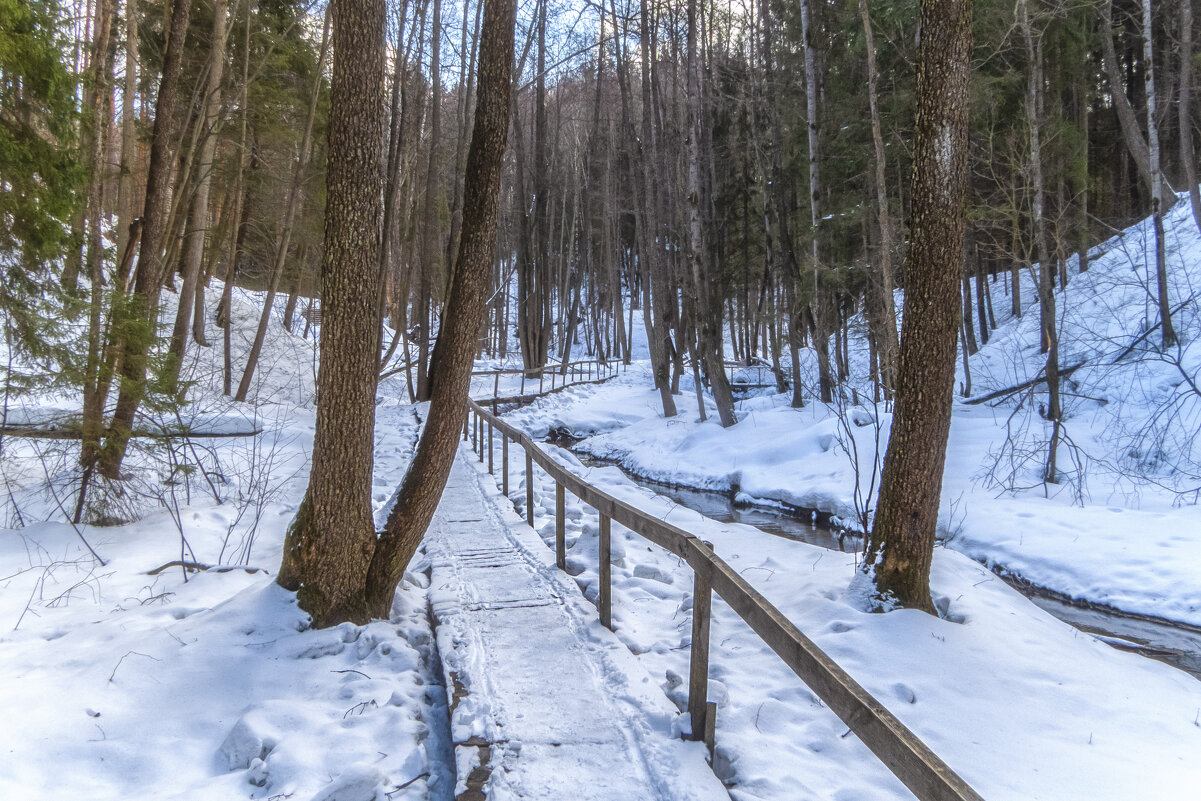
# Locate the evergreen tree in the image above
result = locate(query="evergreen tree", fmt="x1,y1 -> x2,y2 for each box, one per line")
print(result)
0,0 -> 81,367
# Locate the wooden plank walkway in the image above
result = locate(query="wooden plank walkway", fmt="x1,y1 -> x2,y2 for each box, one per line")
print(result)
425,449 -> 728,801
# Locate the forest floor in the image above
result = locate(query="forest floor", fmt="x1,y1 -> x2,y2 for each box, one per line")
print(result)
2,198 -> 1201,799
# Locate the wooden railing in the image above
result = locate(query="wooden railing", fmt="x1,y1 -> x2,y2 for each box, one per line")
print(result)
470,358 -> 622,412
463,398 -> 985,801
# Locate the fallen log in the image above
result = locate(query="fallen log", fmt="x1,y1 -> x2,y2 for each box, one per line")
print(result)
1109,298 -> 1193,364
0,425 -> 262,441
962,360 -> 1086,406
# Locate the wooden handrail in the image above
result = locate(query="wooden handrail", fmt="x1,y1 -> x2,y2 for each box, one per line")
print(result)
470,357 -> 613,378
465,398 -> 985,801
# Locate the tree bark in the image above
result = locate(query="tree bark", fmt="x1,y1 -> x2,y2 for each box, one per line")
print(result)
1099,0 -> 1176,202
115,0 -> 138,281
277,0 -> 389,627
79,0 -> 114,476
365,0 -> 515,617
1181,0 -> 1201,233
168,0 -> 228,375
235,8 -> 330,402
686,0 -> 735,427
1143,0 -> 1176,348
97,0 -> 192,478
1018,0 -> 1062,482
859,0 -> 899,397
864,0 -> 971,613
415,0 -> 445,401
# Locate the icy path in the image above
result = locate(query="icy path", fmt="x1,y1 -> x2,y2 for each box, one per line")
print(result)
425,450 -> 727,801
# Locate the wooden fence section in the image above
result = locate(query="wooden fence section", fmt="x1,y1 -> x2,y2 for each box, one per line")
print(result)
463,399 -> 985,801
470,358 -> 622,411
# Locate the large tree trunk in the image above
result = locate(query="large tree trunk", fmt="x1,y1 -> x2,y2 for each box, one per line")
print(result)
365,0 -> 515,617
277,0 -> 389,627
97,0 -> 192,479
864,0 -> 971,613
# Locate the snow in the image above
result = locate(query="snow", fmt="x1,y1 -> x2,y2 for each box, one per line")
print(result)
481,432 -> 1201,799
0,286 -> 453,800
425,455 -> 727,800
500,195 -> 1201,628
3,196 -> 1201,800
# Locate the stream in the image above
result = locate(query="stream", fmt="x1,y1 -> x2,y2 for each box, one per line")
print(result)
568,446 -> 1201,681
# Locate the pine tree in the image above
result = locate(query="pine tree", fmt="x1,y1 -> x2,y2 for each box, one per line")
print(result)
0,0 -> 81,366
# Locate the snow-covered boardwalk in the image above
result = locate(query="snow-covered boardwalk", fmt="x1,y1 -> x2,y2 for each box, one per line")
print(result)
425,449 -> 728,800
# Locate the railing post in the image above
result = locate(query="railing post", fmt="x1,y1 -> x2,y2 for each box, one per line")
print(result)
555,482 -> 566,570
525,449 -> 535,528
704,701 -> 716,763
688,560 -> 712,748
539,372 -> 544,393
502,435 -> 509,496
599,513 -> 612,630
464,410 -> 469,442
487,420 -> 494,472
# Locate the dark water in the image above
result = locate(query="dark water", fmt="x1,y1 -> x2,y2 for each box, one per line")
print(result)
575,448 -> 1201,681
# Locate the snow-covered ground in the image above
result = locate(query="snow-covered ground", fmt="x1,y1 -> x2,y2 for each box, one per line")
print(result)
0,287 -> 455,800
3,195 -> 1201,800
479,437 -> 1201,799
504,195 -> 1201,629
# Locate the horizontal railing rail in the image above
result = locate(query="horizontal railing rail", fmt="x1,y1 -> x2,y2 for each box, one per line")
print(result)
463,398 -> 984,801
470,358 -> 622,412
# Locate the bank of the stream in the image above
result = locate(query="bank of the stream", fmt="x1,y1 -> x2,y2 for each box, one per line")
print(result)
565,440 -> 1201,681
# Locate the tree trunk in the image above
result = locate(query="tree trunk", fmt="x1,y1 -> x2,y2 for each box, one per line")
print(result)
415,0 -> 445,401
365,0 -> 515,617
799,0 -> 832,404
277,0 -> 389,627
222,7 -> 252,397
1143,0 -> 1176,348
167,0 -> 228,376
864,0 -> 971,614
97,0 -> 192,478
634,0 -> 677,417
859,0 -> 899,397
1099,0 -> 1176,201
686,0 -> 735,427
115,0 -> 138,281
1018,2 -> 1062,482
1181,0 -> 1201,232
79,0 -> 115,477
235,9 -> 330,402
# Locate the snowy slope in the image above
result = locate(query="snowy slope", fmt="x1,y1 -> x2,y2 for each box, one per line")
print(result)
0,286 -> 456,800
502,196 -> 1201,627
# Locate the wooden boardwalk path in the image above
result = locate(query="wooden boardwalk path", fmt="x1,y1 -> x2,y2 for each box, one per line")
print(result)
425,449 -> 729,801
